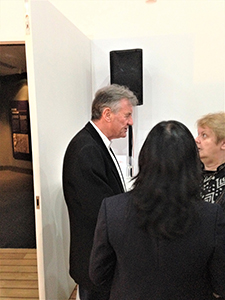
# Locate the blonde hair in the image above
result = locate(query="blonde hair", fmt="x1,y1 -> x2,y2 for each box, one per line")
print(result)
196,112 -> 225,143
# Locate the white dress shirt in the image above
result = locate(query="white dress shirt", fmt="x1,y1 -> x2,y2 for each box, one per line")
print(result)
90,121 -> 127,191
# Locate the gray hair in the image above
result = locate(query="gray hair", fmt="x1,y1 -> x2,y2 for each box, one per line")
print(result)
91,84 -> 138,120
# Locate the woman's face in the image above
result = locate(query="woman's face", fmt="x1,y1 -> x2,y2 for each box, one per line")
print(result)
195,126 -> 222,167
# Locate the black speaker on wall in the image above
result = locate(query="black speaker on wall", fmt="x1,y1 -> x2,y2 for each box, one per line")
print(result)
110,48 -> 143,105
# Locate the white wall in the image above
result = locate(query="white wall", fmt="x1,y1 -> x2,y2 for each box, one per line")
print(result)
90,1 -> 225,174
49,0 -> 224,40
0,0 -> 25,42
49,0 -> 224,174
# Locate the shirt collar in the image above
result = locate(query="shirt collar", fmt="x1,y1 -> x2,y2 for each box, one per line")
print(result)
90,120 -> 111,149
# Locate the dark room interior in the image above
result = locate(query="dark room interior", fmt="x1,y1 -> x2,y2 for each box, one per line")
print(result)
0,44 -> 36,248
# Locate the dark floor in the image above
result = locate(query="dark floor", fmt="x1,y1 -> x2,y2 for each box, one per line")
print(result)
0,170 -> 36,248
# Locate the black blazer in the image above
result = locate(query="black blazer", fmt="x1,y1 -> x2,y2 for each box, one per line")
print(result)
89,192 -> 225,300
63,122 -> 124,289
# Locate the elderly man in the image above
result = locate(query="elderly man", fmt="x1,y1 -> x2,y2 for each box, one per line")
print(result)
63,84 -> 138,300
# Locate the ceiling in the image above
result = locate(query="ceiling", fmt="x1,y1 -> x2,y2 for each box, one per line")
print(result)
0,44 -> 27,76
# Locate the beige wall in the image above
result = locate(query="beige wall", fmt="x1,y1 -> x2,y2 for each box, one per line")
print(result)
0,0 -> 25,42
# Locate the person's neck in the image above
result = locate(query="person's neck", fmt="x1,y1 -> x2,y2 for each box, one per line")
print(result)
203,158 -> 225,171
91,120 -> 111,141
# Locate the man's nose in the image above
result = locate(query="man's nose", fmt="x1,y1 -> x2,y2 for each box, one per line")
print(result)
128,116 -> 133,126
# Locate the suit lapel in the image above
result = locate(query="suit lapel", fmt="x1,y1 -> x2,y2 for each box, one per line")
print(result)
85,122 -> 125,192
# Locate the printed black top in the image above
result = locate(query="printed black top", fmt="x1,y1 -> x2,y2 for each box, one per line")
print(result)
201,162 -> 225,211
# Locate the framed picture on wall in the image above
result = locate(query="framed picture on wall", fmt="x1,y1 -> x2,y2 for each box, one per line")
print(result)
10,100 -> 32,161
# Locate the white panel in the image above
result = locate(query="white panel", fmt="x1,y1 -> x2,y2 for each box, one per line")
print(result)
92,32 -> 225,175
26,0 -> 91,299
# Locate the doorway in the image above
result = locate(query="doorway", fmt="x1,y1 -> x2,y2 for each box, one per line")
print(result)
0,43 -> 36,248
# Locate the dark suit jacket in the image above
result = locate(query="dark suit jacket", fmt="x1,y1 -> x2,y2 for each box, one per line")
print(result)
89,192 -> 225,300
62,122 -> 124,290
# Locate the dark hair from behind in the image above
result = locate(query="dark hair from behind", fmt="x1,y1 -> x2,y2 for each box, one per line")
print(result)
130,120 -> 202,240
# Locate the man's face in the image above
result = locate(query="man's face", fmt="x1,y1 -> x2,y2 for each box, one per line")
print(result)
195,126 -> 222,165
109,98 -> 134,140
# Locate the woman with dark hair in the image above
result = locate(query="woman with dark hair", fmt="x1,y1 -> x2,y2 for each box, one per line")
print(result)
89,121 -> 225,300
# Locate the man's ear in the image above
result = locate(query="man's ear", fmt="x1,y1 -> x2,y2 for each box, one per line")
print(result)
221,140 -> 225,150
102,107 -> 111,122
